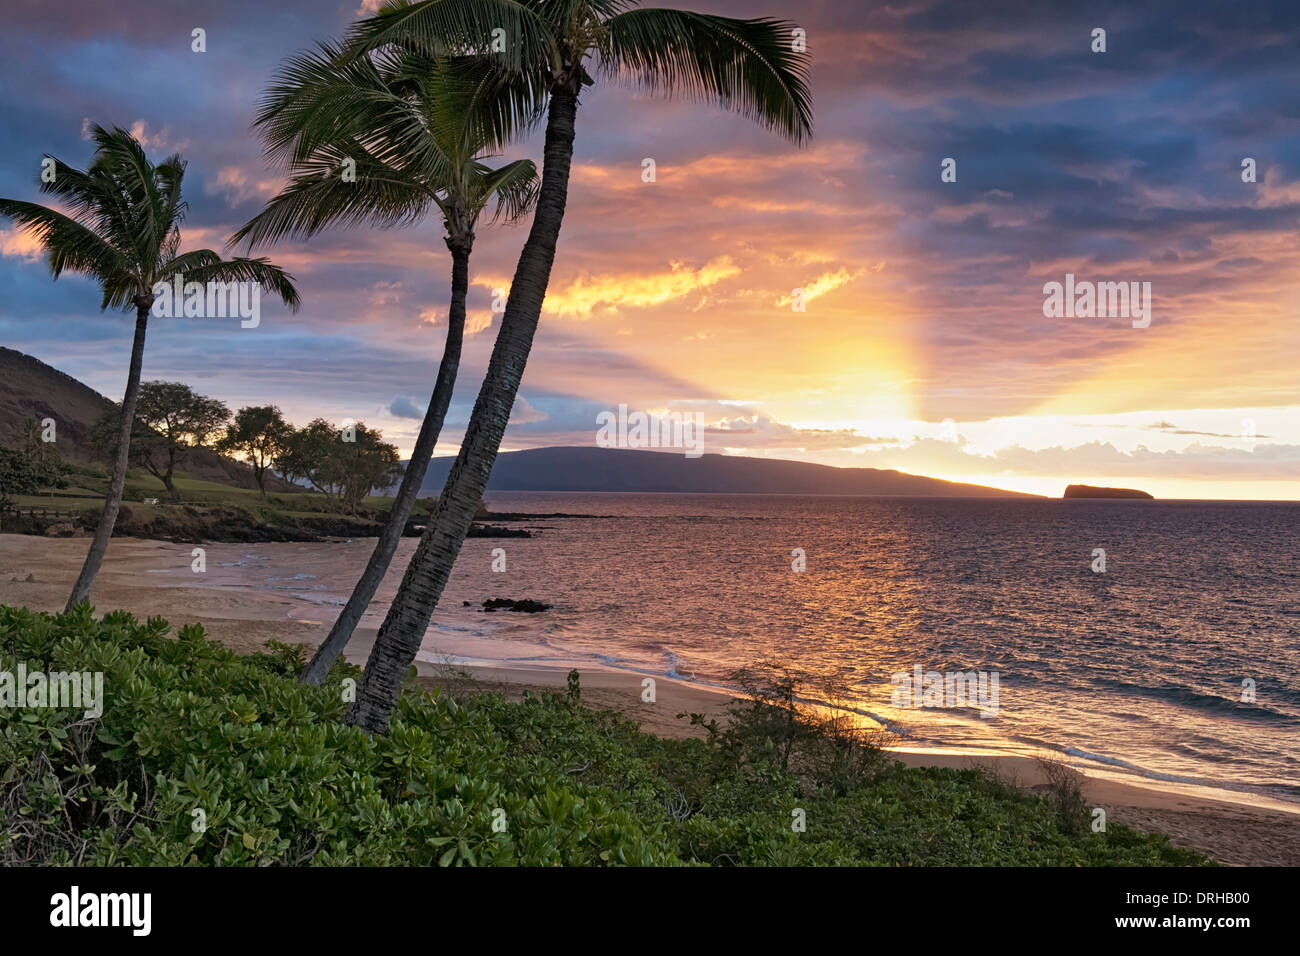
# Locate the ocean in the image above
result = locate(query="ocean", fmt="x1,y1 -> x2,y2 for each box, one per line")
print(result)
204,492 -> 1300,804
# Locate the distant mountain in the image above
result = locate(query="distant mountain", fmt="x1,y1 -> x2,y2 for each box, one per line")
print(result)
1063,484 -> 1154,499
0,347 -> 293,491
406,446 -> 1036,497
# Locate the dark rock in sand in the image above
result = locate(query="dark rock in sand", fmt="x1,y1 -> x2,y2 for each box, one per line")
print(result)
481,598 -> 553,613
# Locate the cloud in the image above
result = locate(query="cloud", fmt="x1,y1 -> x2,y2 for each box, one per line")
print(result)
389,396 -> 424,419
867,436 -> 1300,483
419,306 -> 495,335
125,120 -> 187,152
466,309 -> 495,335
706,415 -> 899,450
1141,420 -> 1271,439
508,395 -> 548,425
368,280 -> 403,308
776,268 -> 860,307
205,165 -> 280,207
0,227 -> 43,261
5,0 -> 1300,496
504,256 -> 741,318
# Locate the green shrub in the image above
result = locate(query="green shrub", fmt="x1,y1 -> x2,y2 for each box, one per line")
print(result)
0,605 -> 1209,867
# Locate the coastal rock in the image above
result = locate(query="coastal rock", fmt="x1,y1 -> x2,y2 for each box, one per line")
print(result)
466,523 -> 532,538
1063,484 -> 1154,499
403,521 -> 532,538
481,598 -> 553,613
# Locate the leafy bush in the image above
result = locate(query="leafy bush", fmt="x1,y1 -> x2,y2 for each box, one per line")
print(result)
0,605 -> 1209,867
1036,754 -> 1089,834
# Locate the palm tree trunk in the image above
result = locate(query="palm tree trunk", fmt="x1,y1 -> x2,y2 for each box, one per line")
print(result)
301,238 -> 472,685
346,87 -> 578,733
65,304 -> 149,610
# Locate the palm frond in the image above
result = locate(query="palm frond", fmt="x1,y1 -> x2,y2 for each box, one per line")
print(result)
168,251 -> 303,312
0,197 -> 131,293
599,10 -> 813,144
232,147 -> 436,248
470,157 -> 538,225
245,39 -> 544,246
5,128 -> 297,314
256,41 -> 437,172
88,125 -> 172,266
344,0 -> 557,76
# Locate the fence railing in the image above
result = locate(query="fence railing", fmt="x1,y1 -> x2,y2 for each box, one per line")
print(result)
0,506 -> 80,520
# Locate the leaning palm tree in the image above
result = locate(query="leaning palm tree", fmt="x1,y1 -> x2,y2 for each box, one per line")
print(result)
0,126 -> 301,611
234,43 -> 540,685
341,0 -> 812,733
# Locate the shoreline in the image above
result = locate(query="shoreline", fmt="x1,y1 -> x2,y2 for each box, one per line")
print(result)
3,533 -> 1299,865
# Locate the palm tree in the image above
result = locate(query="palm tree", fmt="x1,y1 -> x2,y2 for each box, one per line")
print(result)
0,126 -> 301,611
340,0 -> 812,733
234,43 -> 540,685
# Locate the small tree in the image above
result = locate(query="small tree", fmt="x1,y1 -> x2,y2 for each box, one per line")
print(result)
17,418 -> 71,497
20,417 -> 51,462
0,446 -> 40,514
335,423 -> 402,516
275,419 -> 337,500
92,381 -> 230,501
218,405 -> 291,498
33,452 -> 71,498
0,443 -> 70,533
277,419 -> 401,515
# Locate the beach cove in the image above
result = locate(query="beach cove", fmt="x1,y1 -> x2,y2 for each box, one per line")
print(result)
4,529 -> 1298,866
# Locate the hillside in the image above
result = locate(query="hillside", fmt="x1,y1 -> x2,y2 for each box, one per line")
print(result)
411,446 -> 1036,497
1,348 -> 1034,499
0,347 -> 293,491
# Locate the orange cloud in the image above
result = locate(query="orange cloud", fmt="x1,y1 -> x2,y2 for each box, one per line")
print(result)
776,267 -> 861,307
0,226 -> 44,261
207,165 -> 281,206
477,256 -> 741,318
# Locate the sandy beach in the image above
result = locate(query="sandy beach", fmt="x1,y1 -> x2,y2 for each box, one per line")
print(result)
3,532 -> 1298,866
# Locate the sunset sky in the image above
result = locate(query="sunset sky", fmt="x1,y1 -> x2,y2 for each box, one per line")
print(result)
1,0 -> 1297,499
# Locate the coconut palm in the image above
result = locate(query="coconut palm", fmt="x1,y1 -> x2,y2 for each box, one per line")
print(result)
234,43 -> 540,684
0,125 -> 301,611
340,0 -> 812,733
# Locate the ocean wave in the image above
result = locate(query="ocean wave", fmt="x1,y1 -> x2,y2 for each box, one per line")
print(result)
1093,678 -> 1299,722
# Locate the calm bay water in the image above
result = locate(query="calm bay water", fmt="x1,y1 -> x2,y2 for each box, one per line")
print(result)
220,493 -> 1300,803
